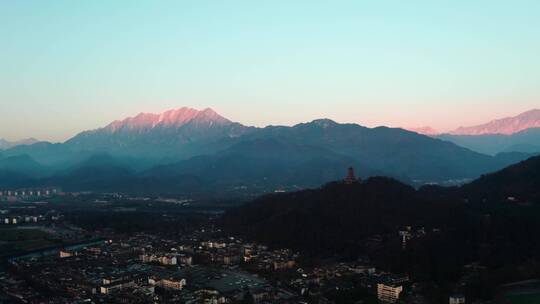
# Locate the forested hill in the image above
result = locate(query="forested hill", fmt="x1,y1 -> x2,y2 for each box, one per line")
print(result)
222,177 -> 463,254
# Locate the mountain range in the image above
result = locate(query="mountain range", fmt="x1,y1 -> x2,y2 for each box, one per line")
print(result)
407,126 -> 439,136
65,107 -> 253,161
437,128 -> 540,155
449,109 -> 540,135
409,109 -> 540,136
405,109 -> 540,155
0,138 -> 39,150
0,107 -> 538,196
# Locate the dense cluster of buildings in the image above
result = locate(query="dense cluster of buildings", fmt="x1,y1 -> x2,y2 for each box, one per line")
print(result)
1,223 -> 435,304
2,231 -> 296,303
0,188 -> 60,201
0,225 -> 427,304
0,209 -> 63,226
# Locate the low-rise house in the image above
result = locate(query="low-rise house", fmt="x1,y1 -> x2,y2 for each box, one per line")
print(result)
377,283 -> 403,303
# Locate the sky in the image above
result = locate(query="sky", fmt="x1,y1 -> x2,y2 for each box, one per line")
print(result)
1,1 -> 539,142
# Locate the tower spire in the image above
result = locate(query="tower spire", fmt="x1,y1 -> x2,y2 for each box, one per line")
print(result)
344,166 -> 357,184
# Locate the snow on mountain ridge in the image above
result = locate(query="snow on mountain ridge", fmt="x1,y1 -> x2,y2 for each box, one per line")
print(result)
104,107 -> 231,132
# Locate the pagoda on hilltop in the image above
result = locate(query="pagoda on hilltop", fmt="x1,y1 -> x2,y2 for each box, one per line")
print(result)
344,166 -> 358,184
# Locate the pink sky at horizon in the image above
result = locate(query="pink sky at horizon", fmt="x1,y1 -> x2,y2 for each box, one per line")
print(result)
2,102 -> 537,143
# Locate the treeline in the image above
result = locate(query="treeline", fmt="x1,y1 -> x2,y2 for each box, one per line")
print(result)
222,169 -> 540,302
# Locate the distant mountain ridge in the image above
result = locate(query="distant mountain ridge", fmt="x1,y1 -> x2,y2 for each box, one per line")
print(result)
438,128 -> 540,155
64,107 -> 255,161
103,107 -> 232,132
449,109 -> 540,135
406,126 -> 439,136
0,107 -> 536,195
0,138 -> 39,150
405,110 -> 540,154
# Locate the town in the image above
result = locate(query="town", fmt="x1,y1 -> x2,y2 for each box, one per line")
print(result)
3,225 -> 419,303
0,187 -> 477,304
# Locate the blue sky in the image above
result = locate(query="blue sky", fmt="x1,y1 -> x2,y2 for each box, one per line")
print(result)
1,1 -> 539,141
